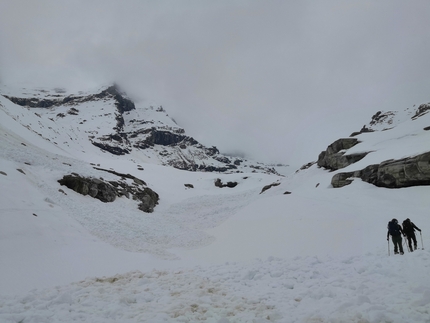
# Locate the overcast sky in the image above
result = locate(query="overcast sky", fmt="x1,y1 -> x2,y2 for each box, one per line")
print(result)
1,0 -> 430,167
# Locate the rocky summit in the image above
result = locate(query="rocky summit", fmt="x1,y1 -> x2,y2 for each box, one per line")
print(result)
0,84 -> 278,175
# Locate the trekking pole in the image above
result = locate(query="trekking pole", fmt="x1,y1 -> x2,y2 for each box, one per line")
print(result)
388,239 -> 390,256
403,237 -> 411,253
421,232 -> 424,250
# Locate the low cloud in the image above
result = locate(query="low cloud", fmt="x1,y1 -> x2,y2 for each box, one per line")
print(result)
1,0 -> 430,167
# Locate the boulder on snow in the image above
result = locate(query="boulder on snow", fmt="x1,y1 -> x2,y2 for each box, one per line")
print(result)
58,173 -> 159,212
58,174 -> 117,202
331,171 -> 355,188
214,178 -> 238,188
317,138 -> 368,171
135,188 -> 159,213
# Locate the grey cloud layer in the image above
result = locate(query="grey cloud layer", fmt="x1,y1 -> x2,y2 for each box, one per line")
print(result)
1,0 -> 430,166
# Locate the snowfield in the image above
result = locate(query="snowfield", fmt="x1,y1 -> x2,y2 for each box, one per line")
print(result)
2,254 -> 430,323
1,86 -> 430,322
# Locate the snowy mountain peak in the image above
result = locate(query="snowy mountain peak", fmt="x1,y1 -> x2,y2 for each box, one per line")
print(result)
0,84 -> 279,175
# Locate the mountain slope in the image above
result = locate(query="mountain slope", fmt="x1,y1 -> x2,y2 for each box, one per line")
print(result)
1,84 -> 430,322
0,84 -> 280,175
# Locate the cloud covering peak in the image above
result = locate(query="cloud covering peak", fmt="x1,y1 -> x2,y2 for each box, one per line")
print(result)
1,0 -> 430,166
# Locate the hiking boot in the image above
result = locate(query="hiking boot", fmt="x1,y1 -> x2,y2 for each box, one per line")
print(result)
414,245 -> 417,250
394,251 -> 399,254
400,252 -> 404,255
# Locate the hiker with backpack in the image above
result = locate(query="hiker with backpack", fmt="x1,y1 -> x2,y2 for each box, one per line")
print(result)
402,218 -> 421,251
387,218 -> 405,255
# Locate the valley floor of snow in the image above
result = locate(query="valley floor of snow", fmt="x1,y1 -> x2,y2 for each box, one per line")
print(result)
1,107 -> 430,322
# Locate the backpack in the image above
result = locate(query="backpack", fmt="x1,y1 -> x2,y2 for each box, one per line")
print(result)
402,220 -> 412,232
388,221 -> 400,236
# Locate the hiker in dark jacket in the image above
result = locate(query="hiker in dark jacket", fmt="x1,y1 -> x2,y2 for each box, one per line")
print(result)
387,218 -> 404,255
402,218 -> 421,251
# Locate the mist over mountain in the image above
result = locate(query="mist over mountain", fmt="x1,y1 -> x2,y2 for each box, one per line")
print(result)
0,83 -> 283,175
2,1 -> 430,168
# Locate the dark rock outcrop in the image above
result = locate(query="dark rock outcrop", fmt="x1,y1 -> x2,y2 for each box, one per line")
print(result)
214,156 -> 231,164
58,173 -> 159,212
3,96 -> 61,108
317,138 -> 368,171
135,188 -> 159,213
133,129 -> 192,148
92,142 -> 130,155
4,84 -> 135,114
331,171 -> 355,188
358,164 -> 380,185
103,85 -> 135,114
296,161 -> 316,173
214,178 -> 238,188
350,125 -> 374,137
260,182 -> 280,194
412,103 -> 430,120
369,111 -> 396,127
331,152 -> 430,189
58,175 -> 117,202
377,153 -> 430,188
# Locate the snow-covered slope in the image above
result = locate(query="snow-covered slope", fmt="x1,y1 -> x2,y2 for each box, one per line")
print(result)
0,84 -> 280,175
1,84 -> 430,323
345,102 -> 430,166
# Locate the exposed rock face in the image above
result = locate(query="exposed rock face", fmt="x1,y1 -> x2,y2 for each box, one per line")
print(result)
132,129 -> 194,149
260,182 -> 280,194
412,103 -> 430,120
103,85 -> 135,114
369,111 -> 396,127
135,188 -> 159,213
58,174 -> 117,202
58,172 -> 159,212
358,164 -> 380,185
3,96 -> 61,108
4,84 -> 134,113
317,138 -> 368,171
331,171 -> 356,188
331,152 -> 430,188
377,153 -> 430,188
92,142 -> 130,156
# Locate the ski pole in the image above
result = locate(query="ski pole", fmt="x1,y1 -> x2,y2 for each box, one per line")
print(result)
388,239 -> 390,256
420,232 -> 424,250
403,237 -> 410,253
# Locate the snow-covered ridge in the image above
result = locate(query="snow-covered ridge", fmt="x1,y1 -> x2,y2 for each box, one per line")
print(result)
314,102 -> 430,186
0,84 -> 279,175
350,102 -> 430,135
